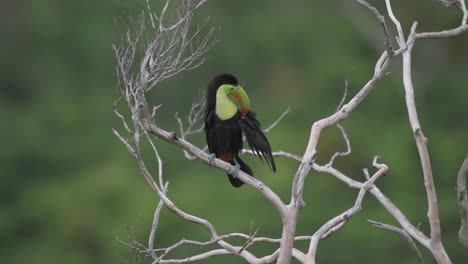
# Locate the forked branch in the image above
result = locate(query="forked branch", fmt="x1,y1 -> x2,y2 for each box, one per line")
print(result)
383,0 -> 468,262
304,157 -> 388,264
368,220 -> 425,264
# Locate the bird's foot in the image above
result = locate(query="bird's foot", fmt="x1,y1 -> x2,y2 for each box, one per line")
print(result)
208,153 -> 216,165
231,160 -> 241,177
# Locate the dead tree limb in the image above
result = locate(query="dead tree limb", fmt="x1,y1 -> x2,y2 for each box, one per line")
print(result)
368,220 -> 425,264
457,154 -> 468,248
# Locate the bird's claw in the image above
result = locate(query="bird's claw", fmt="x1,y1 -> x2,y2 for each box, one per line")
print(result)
231,163 -> 241,178
208,153 -> 216,165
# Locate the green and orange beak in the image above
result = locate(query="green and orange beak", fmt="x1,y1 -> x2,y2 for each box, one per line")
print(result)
228,86 -> 250,116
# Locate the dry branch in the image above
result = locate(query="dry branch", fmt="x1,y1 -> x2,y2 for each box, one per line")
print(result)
304,157 -> 389,264
368,220 -> 425,264
457,154 -> 468,248
382,0 -> 468,262
276,2 -> 395,260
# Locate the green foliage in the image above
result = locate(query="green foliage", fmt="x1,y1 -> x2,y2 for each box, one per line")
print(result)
1,0 -> 467,263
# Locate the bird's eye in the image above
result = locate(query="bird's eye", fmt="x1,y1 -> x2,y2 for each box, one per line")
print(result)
230,87 -> 234,91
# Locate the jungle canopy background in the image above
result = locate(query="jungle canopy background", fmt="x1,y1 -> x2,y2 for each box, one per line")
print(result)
1,0 -> 467,263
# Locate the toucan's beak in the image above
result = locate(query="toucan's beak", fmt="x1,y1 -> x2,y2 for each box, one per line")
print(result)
229,86 -> 250,116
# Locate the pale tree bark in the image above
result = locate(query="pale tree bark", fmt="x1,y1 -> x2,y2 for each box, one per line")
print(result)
367,220 -> 425,264
113,0 -> 468,263
457,154 -> 468,248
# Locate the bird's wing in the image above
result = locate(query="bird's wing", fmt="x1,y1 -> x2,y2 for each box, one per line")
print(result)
204,109 -> 216,154
238,112 -> 276,172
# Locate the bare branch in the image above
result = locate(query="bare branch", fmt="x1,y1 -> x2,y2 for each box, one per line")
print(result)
325,81 -> 352,167
115,0 -> 219,97
291,42 -> 391,208
114,97 -> 134,135
417,0 -> 468,38
113,128 -> 136,156
156,235 -> 238,261
183,90 -> 207,135
355,0 -> 393,53
363,168 -> 370,180
327,124 -> 351,167
304,157 -> 389,264
148,184 -> 169,260
238,223 -> 260,254
368,220 -> 425,264
312,162 -> 432,249
148,199 -> 164,260
152,232 -> 309,263
336,80 -> 349,111
133,137 -> 280,264
145,133 -> 167,261
385,0 -> 406,46
290,0 -> 395,211
159,0 -> 209,33
158,233 -> 312,253
242,149 -> 303,162
174,91 -> 207,160
263,106 -> 294,133
145,135 -> 168,261
416,24 -> 468,38
275,2 -> 395,262
156,249 -> 230,264
437,0 -> 459,7
388,1 -> 442,260
457,154 -> 468,248
382,2 -> 468,262
147,126 -> 288,219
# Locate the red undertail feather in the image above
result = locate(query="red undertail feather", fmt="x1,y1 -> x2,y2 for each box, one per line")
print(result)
219,153 -> 234,161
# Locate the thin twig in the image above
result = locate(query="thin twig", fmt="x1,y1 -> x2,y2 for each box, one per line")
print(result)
148,187 -> 167,260
368,220 -> 425,264
385,0 -> 406,46
355,0 -> 393,53
327,124 -> 351,167
327,80 -> 352,167
416,0 -> 468,39
238,222 -> 260,254
263,106 -> 294,133
363,168 -> 370,180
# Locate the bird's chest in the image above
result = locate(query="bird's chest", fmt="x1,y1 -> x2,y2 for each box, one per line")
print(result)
211,116 -> 243,153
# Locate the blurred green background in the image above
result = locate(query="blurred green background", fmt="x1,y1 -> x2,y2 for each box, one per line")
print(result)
2,0 -> 467,263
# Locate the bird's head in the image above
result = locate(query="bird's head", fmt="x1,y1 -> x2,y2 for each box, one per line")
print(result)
217,84 -> 251,116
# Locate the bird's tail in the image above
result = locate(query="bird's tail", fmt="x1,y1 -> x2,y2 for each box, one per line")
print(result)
227,156 -> 253,188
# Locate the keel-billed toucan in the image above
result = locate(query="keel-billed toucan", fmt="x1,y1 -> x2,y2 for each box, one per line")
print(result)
204,74 -> 276,187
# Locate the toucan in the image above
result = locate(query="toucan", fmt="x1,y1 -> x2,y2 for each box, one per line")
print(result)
204,74 -> 276,187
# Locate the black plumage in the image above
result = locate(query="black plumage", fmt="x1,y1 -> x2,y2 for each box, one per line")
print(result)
238,111 -> 276,171
204,74 -> 276,187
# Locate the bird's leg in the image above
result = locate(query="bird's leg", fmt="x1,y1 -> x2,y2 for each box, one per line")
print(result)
231,159 -> 241,177
208,153 -> 217,165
